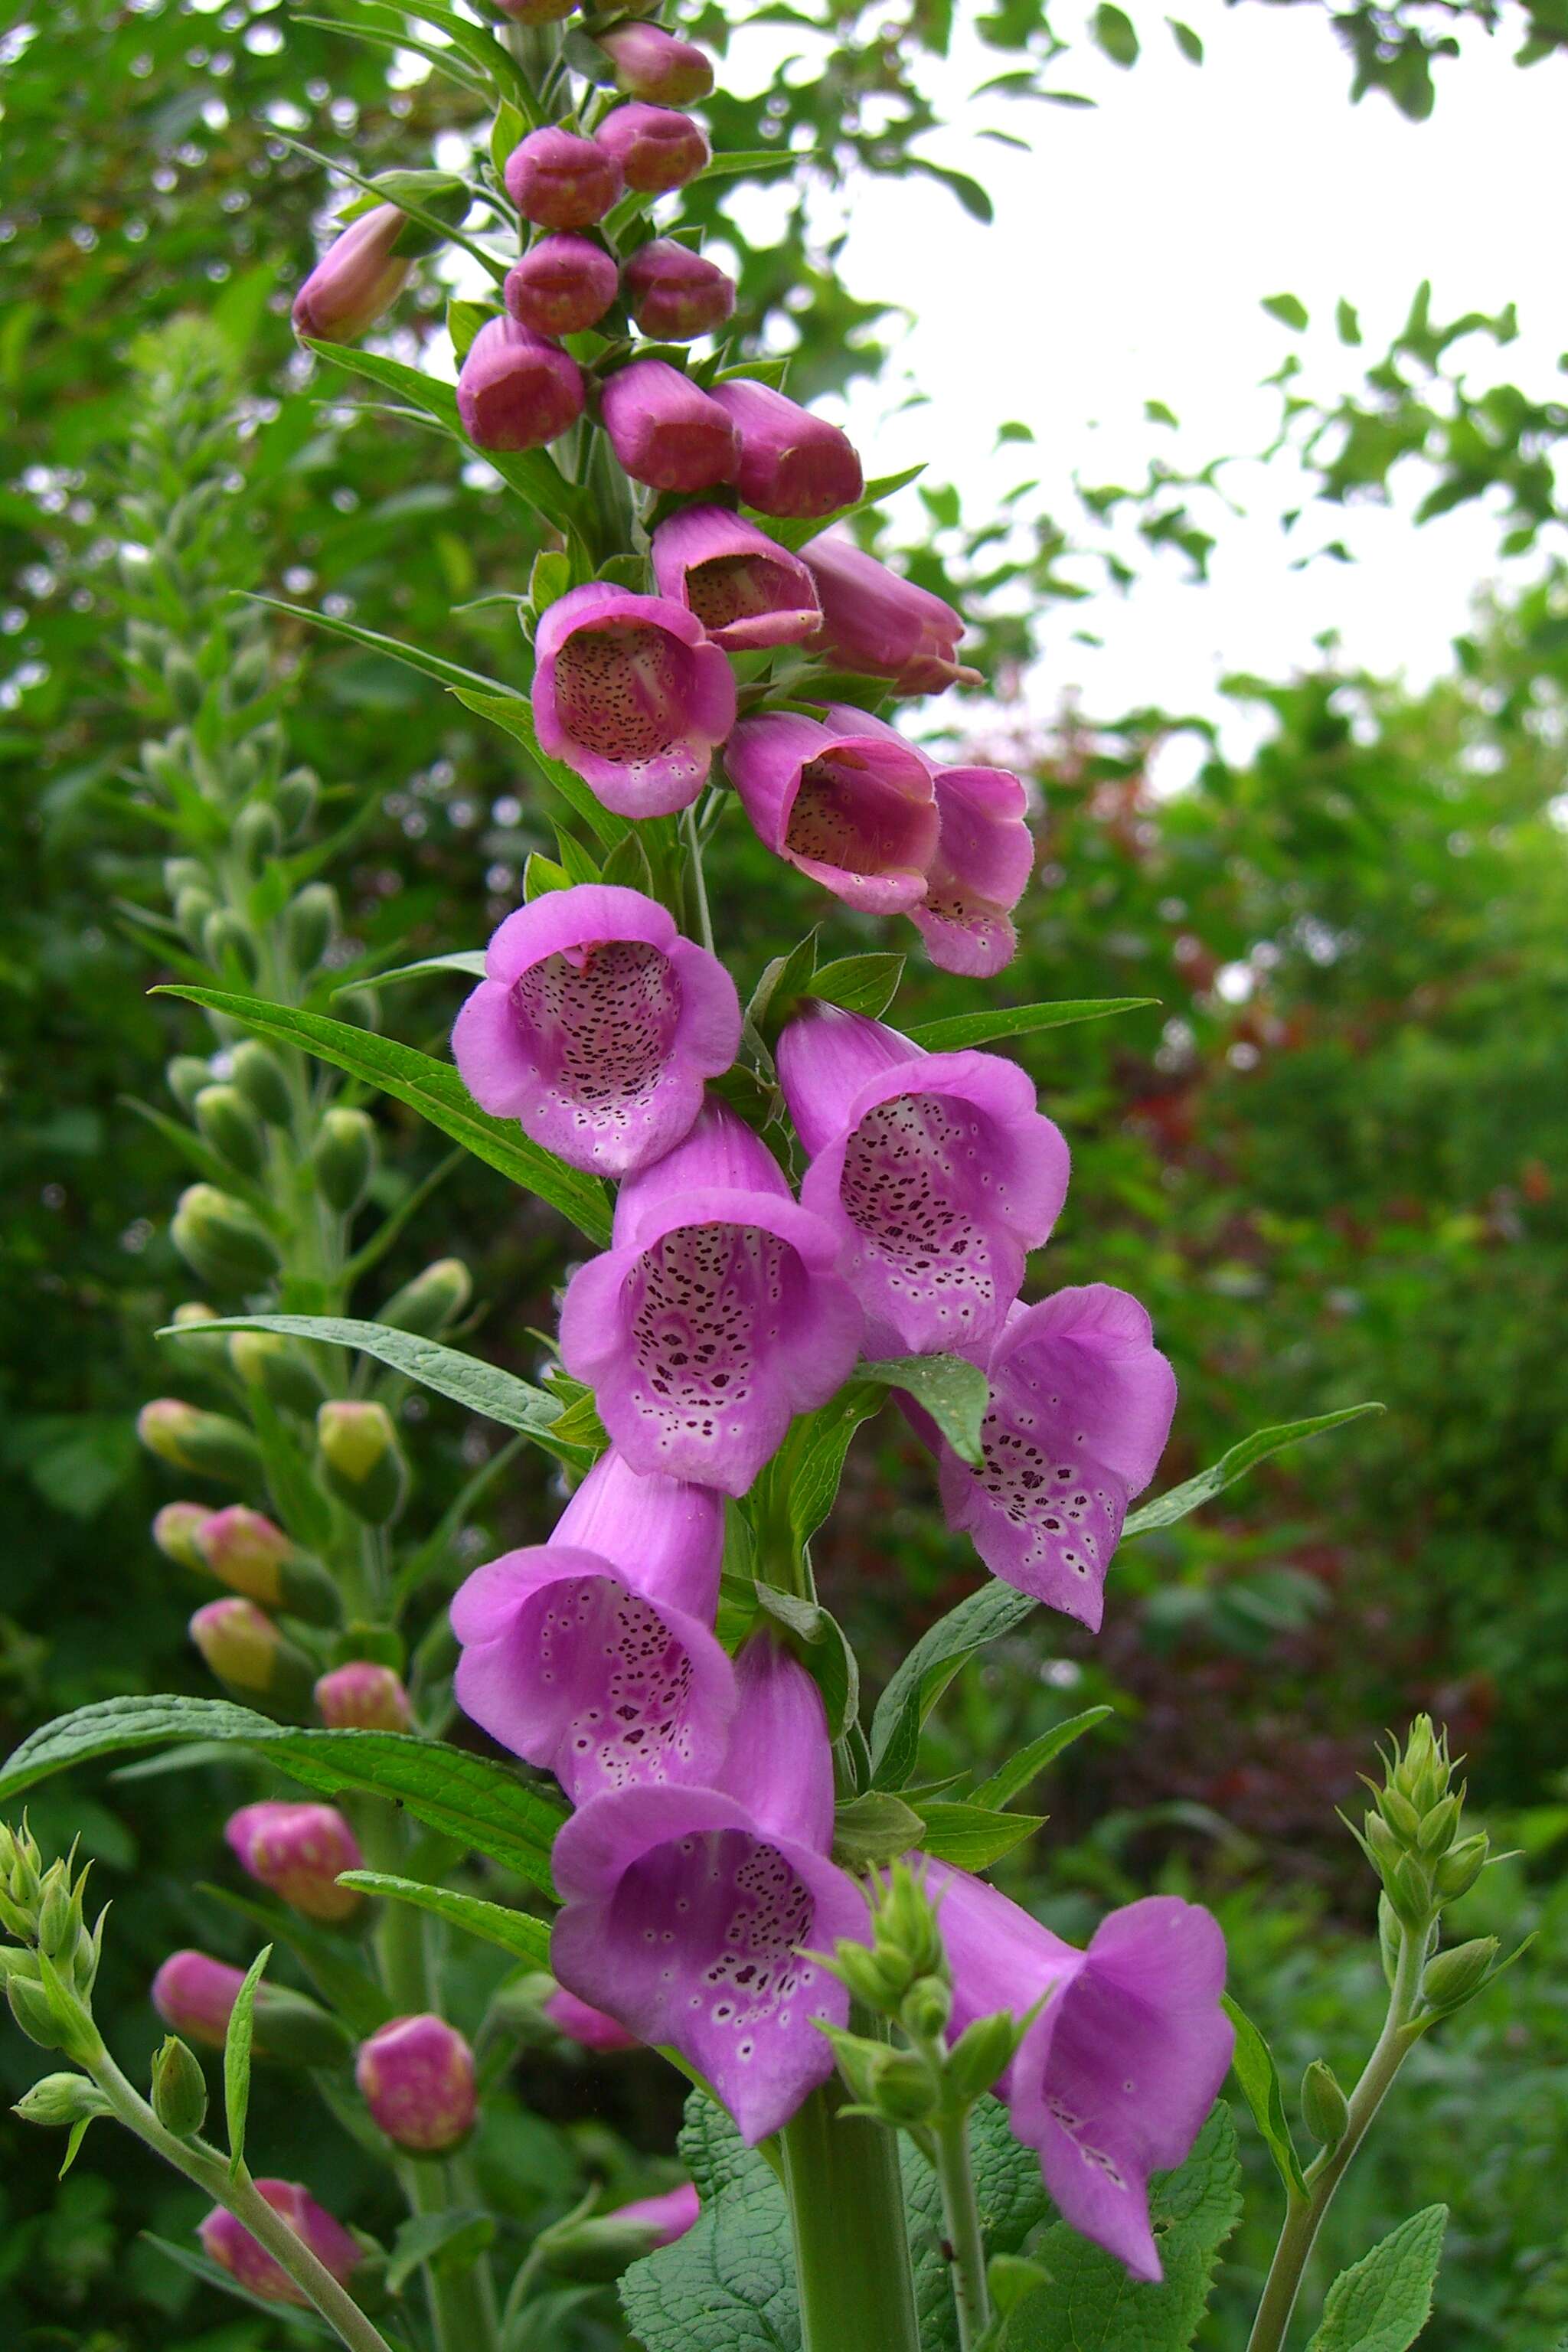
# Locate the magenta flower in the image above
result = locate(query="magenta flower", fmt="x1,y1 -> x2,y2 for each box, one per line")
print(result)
450,1448 -> 737,1802
609,2182 -> 701,2246
776,1003 -> 1069,1361
599,358 -> 738,495
936,1285 -> 1177,1628
292,204 -> 411,342
356,2013 -> 478,2152
504,127 -> 623,229
622,240 -> 736,341
596,21 -> 714,104
224,1801 -> 364,1924
802,531 -> 980,696
532,582 -> 737,818
723,709 -> 938,916
199,2180 -> 361,2305
550,1639 -> 867,2142
544,1984 -> 639,2053
152,1950 -> 250,2049
926,1861 -> 1232,2282
595,103 -> 710,194
451,884 -> 740,1176
504,234 -> 619,337
559,1098 -> 864,1494
456,317 -> 584,452
314,1661 -> 411,1731
708,379 -> 863,520
651,505 -> 820,652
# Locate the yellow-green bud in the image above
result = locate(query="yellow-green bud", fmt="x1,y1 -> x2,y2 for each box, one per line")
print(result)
137,1398 -> 261,1485
1364,1814 -> 1402,1874
1389,1853 -> 1433,1926
168,1054 -> 214,1114
900,1973 -> 952,2042
175,884 -> 218,946
234,801 -> 283,873
1300,2058 -> 1349,2148
1420,1936 -> 1498,2013
228,1329 -> 329,1416
36,1866 -> 74,1963
168,1302 -> 234,1376
377,1259 -> 472,1338
317,1400 -> 407,1524
7,1971 -> 72,2053
275,768 -> 319,837
946,2010 -> 1019,2105
202,908 -> 260,981
1376,1787 -> 1422,1847
194,1084 -> 268,1178
1434,1835 -> 1488,1903
12,2073 -> 109,2130
314,1107 -> 377,1216
152,1501 -> 211,1574
189,1597 -> 315,1711
230,1040 -> 294,1127
171,1183 -> 281,1290
151,2035 -> 209,2137
1416,1795 -> 1461,1857
867,2049 -> 939,2125
285,881 -> 338,971
830,1942 -> 906,2014
164,647 -> 204,717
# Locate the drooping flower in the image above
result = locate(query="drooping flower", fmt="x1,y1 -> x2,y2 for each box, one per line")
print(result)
314,1661 -> 412,1732
599,358 -> 738,495
199,2180 -> 362,2305
776,1002 -> 1069,1360
544,1984 -> 639,2053
558,1098 -> 864,1494
925,1860 -> 1232,2282
504,127 -> 623,229
650,505 -> 820,652
450,1448 -> 737,1802
707,379 -> 863,519
596,20 -> 714,103
451,884 -> 741,1175
622,240 -> 736,341
224,1802 -> 364,1924
292,204 -> 411,341
802,532 -> 980,695
723,709 -> 938,915
456,317 -> 585,452
594,103 -> 710,194
935,1285 -> 1177,1628
355,2014 -> 478,2153
504,234 -> 619,337
551,1638 -> 867,2142
606,2182 -> 701,2247
532,582 -> 737,818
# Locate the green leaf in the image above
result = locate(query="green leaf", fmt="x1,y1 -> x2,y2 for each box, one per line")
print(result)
1222,1994 -> 1308,2201
808,952 -> 905,1018
387,2210 -> 496,2296
831,1788 -> 925,1870
351,950 -> 488,992
196,1883 -> 392,2036
1122,1403 -> 1384,1537
1001,2105 -> 1243,2349
753,1587 -> 859,1738
449,684 -> 631,848
971,1706 -> 1113,1809
1093,2 -> 1141,64
142,2233 -> 335,2331
149,985 -> 612,1244
1336,296 -> 1363,346
1168,16 -> 1204,60
0,1697 -> 564,1895
752,1383 -> 884,1553
913,1798 -> 1043,1870
760,464 -> 927,554
249,592 -> 519,703
858,1354 -> 988,1468
870,1583 -> 1035,1786
1305,2205 -> 1448,2352
906,997 -> 1156,1051
909,158 -> 995,222
338,1869 -> 554,1967
224,1944 -> 270,2178
1262,292 -> 1311,332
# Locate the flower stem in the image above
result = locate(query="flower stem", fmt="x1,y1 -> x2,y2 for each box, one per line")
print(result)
932,2111 -> 991,2351
1245,1922 -> 1428,2352
683,802 -> 716,954
779,2079 -> 922,2352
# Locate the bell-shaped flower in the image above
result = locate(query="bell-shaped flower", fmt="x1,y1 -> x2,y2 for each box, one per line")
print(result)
595,103 -> 710,194
596,20 -> 714,103
199,2180 -> 362,2305
451,883 -> 740,1176
723,708 -> 939,916
709,379 -> 864,519
456,316 -> 585,452
622,240 -> 736,341
651,505 -> 821,652
504,234 -> 619,337
559,1099 -> 864,1494
550,1638 -> 867,2143
776,1002 -> 1069,1361
599,358 -> 738,495
924,1860 -> 1232,2282
934,1285 -> 1177,1628
802,531 -> 981,696
292,204 -> 411,341
532,581 -> 737,818
504,126 -> 623,229
451,1449 -> 737,1804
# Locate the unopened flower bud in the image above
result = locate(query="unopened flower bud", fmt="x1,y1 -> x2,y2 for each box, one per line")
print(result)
538,2183 -> 701,2281
234,800 -> 283,873
202,907 -> 261,980
599,358 -> 737,494
293,203 -> 413,341
1417,1795 -> 1461,1856
828,1941 -> 905,2014
1376,1785 -> 1422,1847
165,648 -> 205,719
900,1972 -> 952,2041
596,21 -> 713,103
194,1084 -> 268,1178
313,1106 -> 377,1215
315,1662 -> 411,1732
153,1950 -> 351,2065
622,240 -> 736,341
168,1054 -> 214,1113
594,103 -> 710,195
36,1864 -> 75,1963
275,767 -> 319,837
376,1258 -> 472,1338
1300,2058 -> 1349,2148
1393,1715 -> 1449,1815
874,1861 -> 949,1989
317,1400 -> 407,1524
1364,1812 -> 1402,1875
867,2047 -> 939,2125
229,1328 -> 330,1416
165,1302 -> 233,1378
456,316 -> 586,452
946,2010 -> 1021,2105
539,1984 -> 639,2051
7,1970 -> 72,2053
226,1802 -> 364,1924
151,2034 -> 209,2138
1389,1853 -> 1434,1926
504,128 -> 623,230
1434,1834 -> 1488,1902
1421,1936 -> 1498,2012
190,1598 -> 314,1710
230,1040 -> 294,1127
356,2013 -> 477,2152
709,377 -> 864,520
13,2071 -> 108,2132
200,2180 -> 362,2304
335,985 -> 381,1033
175,884 -> 218,946
171,1184 -> 282,1291
194,1504 -> 338,1624
152,1501 -> 211,1574
503,235 -> 618,338
138,1398 -> 262,1485
283,881 -> 338,972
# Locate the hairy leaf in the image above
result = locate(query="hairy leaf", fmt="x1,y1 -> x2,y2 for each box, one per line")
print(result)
224,1944 -> 270,2178
858,1354 -> 988,1468
1305,2205 -> 1448,2352
1222,1994 -> 1308,2200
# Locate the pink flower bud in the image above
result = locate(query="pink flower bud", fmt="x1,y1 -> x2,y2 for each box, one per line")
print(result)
153,1949 -> 249,2049
152,1501 -> 211,1573
622,240 -> 735,342
544,1985 -> 639,2052
314,1661 -> 412,1732
596,21 -> 713,104
194,1504 -> 296,1606
355,2012 -> 478,2151
599,358 -> 737,494
594,103 -> 710,195
190,1597 -> 279,1691
225,1802 -> 364,1923
199,2180 -> 361,2305
609,2181 -> 700,2248
504,127 -> 623,230
802,532 -> 980,695
456,316 -> 586,452
292,204 -> 412,342
504,234 -> 619,337
709,379 -> 864,519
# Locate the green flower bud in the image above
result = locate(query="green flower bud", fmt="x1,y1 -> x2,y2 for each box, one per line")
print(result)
229,642 -> 272,702
1377,1893 -> 1402,1990
285,881 -> 338,972
1434,1834 -> 1488,1903
254,1985 -> 354,2068
314,1107 -> 377,1216
335,985 -> 381,1034
175,884 -> 218,945
377,1259 -> 472,1338
946,2010 -> 1019,2105
189,1597 -> 315,1712
137,1398 -> 262,1485
1376,1787 -> 1422,1847
1300,2058 -> 1349,2148
234,801 -> 284,873
164,648 -> 205,719
275,768 -> 319,838
7,1970 -> 71,2053
317,1400 -> 407,1525
900,1973 -> 952,2043
873,1861 -> 948,1990
1416,1795 -> 1461,1857
194,1084 -> 268,1178
151,2035 -> 209,2137
152,1501 -> 211,1573
824,1942 -> 903,2014
1420,1936 -> 1498,2013
1389,1853 -> 1434,1927
12,2073 -> 109,2130
1364,1813 -> 1401,1875
166,1302 -> 234,1376
867,2049 -> 939,2125
164,857 -> 207,900
36,1866 -> 74,1963
202,907 -> 260,981
1393,1716 -> 1449,1815
167,1054 -> 214,1114
229,1329 -> 329,1416
171,1183 -> 281,1290
230,1040 -> 294,1127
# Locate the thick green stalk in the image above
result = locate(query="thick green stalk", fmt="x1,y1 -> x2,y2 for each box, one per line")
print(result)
932,2111 -> 991,2350
779,2079 -> 922,2352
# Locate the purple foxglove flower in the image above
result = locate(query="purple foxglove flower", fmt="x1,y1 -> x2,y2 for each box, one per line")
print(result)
936,1285 -> 1177,1628
776,1001 -> 1069,1361
504,234 -> 619,337
504,126 -> 624,229
651,505 -> 821,652
451,883 -> 740,1175
926,1860 -> 1231,2282
199,2180 -> 361,2305
292,203 -> 411,342
450,1448 -> 736,1802
802,531 -> 981,696
544,1984 -> 639,2052
708,379 -> 863,520
622,240 -> 736,341
595,103 -> 710,194
152,1949 -> 249,2049
559,1098 -> 864,1493
456,317 -> 585,452
599,358 -> 738,495
225,1801 -> 364,1924
609,2181 -> 701,2246
532,582 -> 737,818
723,709 -> 939,916
596,21 -> 714,104
550,1641 -> 867,2141
355,2013 -> 478,2152
314,1661 -> 412,1731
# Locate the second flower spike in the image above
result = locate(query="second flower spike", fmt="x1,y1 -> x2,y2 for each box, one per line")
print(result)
531,581 -> 737,817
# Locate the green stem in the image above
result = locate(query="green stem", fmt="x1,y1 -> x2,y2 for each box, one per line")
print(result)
779,2079 -> 922,2352
1246,1922 -> 1428,2352
932,2111 -> 991,2351
682,802 -> 716,954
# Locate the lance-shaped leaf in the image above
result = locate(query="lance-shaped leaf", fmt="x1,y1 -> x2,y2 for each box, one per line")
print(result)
970,1706 -> 1113,1810
1222,1994 -> 1308,2201
224,1944 -> 270,2178
906,997 -> 1157,1051
859,1353 -> 988,1468
1304,2204 -> 1449,2352
449,684 -> 633,848
913,1798 -> 1044,1870
338,1870 -> 553,1967
1122,1403 -> 1384,1537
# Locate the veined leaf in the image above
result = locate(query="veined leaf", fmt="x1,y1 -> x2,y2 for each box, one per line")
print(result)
859,1354 -> 988,1468
1305,2204 -> 1448,2352
1123,1403 -> 1383,1537
913,1798 -> 1043,1870
1223,1994 -> 1308,2201
970,1706 -> 1112,1809
808,952 -> 905,1019
224,1945 -> 270,2177
338,1870 -> 553,1965
907,997 -> 1157,1051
